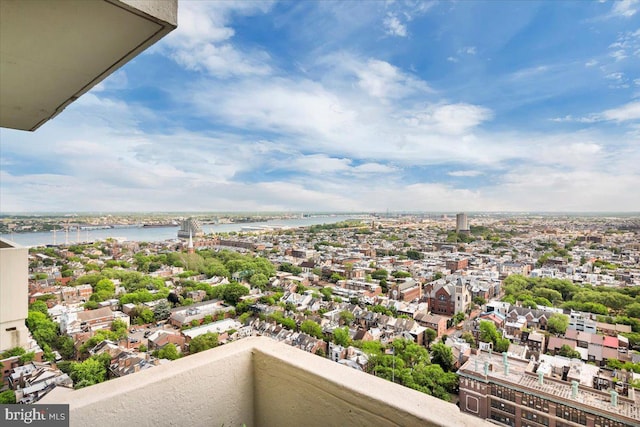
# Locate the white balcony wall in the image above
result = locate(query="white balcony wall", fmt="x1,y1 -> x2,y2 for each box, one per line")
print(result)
43,337 -> 487,427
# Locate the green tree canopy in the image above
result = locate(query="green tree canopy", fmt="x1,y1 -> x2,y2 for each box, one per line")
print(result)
0,390 -> 16,404
70,358 -> 107,389
547,313 -> 569,335
431,343 -> 455,372
558,344 -> 581,359
157,344 -> 181,360
300,320 -> 323,339
425,328 -> 437,349
333,326 -> 351,347
189,332 -> 220,354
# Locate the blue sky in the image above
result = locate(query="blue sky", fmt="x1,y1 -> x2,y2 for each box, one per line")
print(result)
1,0 -> 639,212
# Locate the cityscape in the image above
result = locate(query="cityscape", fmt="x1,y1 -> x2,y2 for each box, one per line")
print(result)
1,1 -> 639,427
1,212 -> 640,427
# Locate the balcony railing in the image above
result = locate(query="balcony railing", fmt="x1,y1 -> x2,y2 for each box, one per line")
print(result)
42,336 -> 488,426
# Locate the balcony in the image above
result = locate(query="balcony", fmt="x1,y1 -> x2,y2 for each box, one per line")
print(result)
0,0 -> 177,131
42,336 -> 487,426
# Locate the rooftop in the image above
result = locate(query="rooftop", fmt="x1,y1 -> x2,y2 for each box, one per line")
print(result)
458,351 -> 640,424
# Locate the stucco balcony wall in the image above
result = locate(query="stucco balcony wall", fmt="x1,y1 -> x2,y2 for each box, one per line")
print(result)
43,337 -> 487,427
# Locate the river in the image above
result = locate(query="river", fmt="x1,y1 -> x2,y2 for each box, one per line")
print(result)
0,215 -> 363,247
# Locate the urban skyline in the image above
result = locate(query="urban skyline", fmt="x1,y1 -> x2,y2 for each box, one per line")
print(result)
1,1 -> 639,213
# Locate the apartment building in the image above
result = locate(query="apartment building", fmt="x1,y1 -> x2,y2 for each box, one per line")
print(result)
458,351 -> 639,427
0,239 -> 29,352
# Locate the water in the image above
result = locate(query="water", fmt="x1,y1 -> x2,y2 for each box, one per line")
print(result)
1,215 -> 362,247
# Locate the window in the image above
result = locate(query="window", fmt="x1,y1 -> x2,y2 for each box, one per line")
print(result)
491,384 -> 516,402
522,409 -> 549,426
490,411 -> 515,427
556,404 -> 587,426
593,415 -> 628,427
491,399 -> 515,414
521,393 -> 549,413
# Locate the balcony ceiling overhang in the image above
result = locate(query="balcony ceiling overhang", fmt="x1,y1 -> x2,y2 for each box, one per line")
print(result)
0,0 -> 177,131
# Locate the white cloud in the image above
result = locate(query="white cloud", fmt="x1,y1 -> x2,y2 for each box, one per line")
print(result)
459,46 -> 477,55
610,49 -> 628,61
405,103 -> 493,135
447,56 -> 459,63
551,101 -> 640,123
383,13 -> 407,37
159,1 -> 274,77
352,163 -> 397,174
3,3 -> 639,213
585,59 -> 599,67
601,101 -> 640,121
448,170 -> 483,177
354,59 -> 431,99
289,154 -> 352,174
510,65 -> 550,80
611,0 -> 638,17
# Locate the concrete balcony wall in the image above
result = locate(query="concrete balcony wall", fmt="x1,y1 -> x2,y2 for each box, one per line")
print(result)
43,337 -> 487,427
45,338 -> 255,427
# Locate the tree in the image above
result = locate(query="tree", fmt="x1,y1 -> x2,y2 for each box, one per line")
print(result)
371,269 -> 388,280
329,273 -> 345,283
392,271 -> 412,279
495,337 -> 511,353
300,320 -> 323,339
279,263 -> 302,275
189,332 -> 219,354
249,273 -> 269,290
70,358 -> 107,389
138,307 -> 155,324
153,300 -> 171,321
547,313 -> 569,335
558,344 -> 581,359
425,328 -> 437,349
1,346 -> 26,359
320,287 -> 333,302
479,321 -> 500,344
167,291 -> 180,306
84,300 -> 100,310
29,300 -> 49,315
0,390 -> 16,404
218,283 -> 250,305
339,310 -> 355,326
472,296 -> 486,306
453,312 -> 465,325
111,319 -> 128,338
138,344 -> 148,353
626,303 -> 640,319
333,326 -> 351,347
431,343 -> 455,372
461,332 -> 476,348
19,351 -> 35,364
157,344 -> 181,360
406,250 -> 423,260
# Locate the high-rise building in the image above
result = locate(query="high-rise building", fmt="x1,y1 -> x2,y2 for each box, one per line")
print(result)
178,217 -> 204,239
456,212 -> 470,234
0,238 -> 29,352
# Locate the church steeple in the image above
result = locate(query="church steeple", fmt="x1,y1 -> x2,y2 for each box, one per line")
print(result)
188,230 -> 194,254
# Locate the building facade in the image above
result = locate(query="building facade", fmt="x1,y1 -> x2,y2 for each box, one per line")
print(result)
458,351 -> 638,427
0,238 -> 29,352
456,213 -> 470,234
